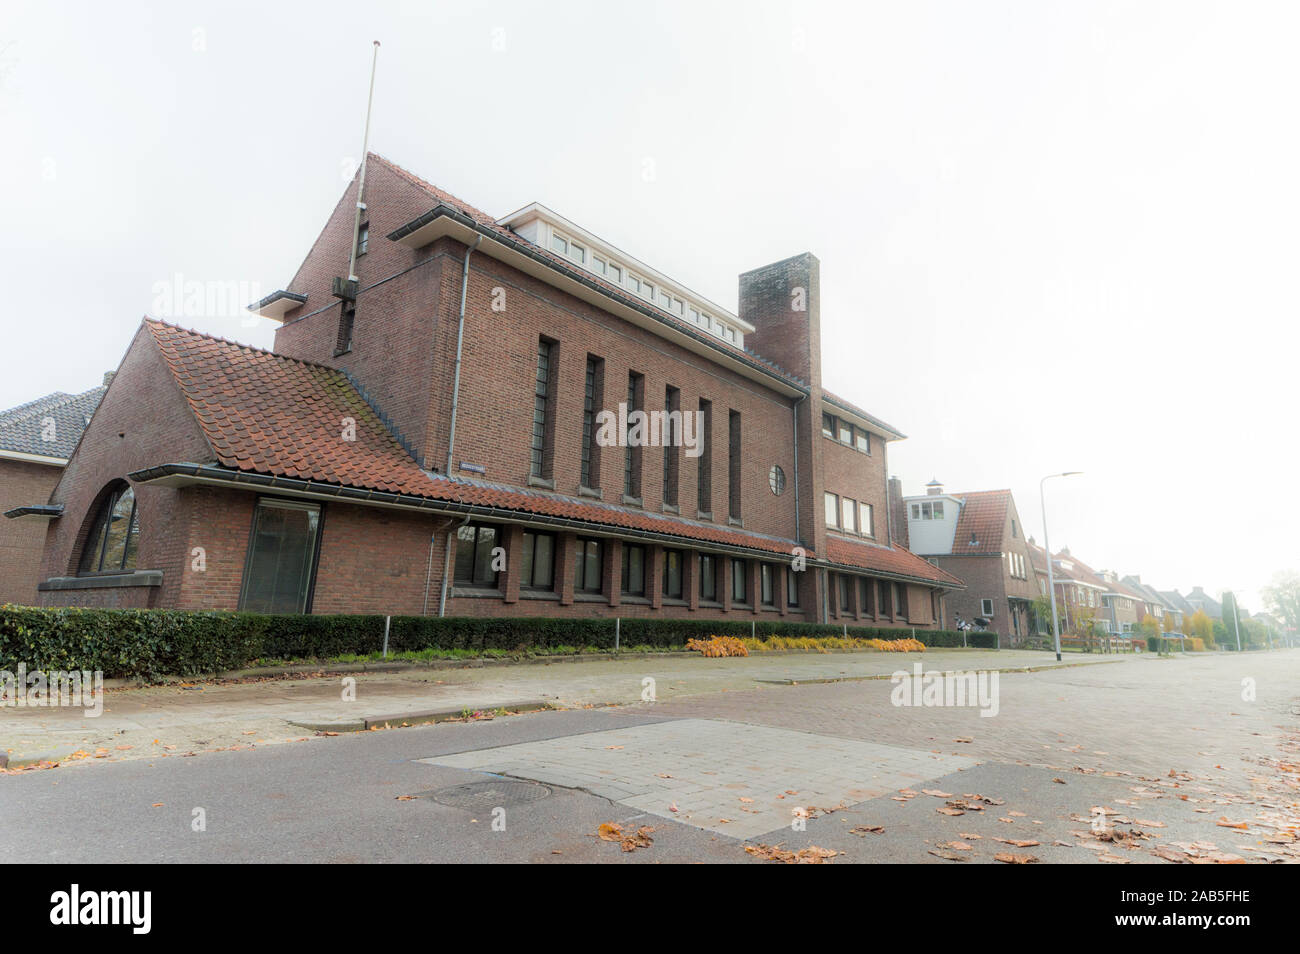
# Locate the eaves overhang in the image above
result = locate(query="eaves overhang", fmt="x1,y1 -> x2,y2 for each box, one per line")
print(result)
386,206 -> 807,400
247,290 -> 308,321
128,462 -> 809,563
4,504 -> 63,519
0,448 -> 68,467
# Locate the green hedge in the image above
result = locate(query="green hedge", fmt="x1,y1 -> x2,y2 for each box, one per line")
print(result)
0,605 -> 990,680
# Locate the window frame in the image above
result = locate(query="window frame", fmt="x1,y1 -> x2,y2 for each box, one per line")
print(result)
574,536 -> 604,594
662,548 -> 685,600
519,530 -> 556,591
77,483 -> 141,575
237,496 -> 324,614
453,522 -> 502,589
621,542 -> 647,597
730,558 -> 748,604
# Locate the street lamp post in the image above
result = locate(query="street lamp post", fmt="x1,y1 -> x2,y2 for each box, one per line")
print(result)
1040,471 -> 1082,662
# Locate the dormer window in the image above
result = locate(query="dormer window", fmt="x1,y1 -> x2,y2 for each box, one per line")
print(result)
551,233 -> 568,255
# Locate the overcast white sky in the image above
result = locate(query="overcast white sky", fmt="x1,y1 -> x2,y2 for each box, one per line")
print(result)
2,1 -> 1295,610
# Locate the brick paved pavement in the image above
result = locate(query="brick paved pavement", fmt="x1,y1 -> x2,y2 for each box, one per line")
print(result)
425,718 -> 977,838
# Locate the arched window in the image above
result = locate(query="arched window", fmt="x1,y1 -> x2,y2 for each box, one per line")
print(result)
78,483 -> 140,574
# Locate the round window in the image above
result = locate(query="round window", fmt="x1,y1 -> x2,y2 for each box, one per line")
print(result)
769,464 -> 786,495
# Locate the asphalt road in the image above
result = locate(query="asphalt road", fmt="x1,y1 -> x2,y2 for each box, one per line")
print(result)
3,652 -> 1297,864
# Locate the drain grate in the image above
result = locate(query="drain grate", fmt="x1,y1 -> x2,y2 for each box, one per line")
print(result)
418,780 -> 552,812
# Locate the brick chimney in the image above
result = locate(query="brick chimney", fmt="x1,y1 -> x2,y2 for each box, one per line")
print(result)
740,253 -> 826,617
888,476 -> 908,548
925,478 -> 944,496
739,253 -> 820,387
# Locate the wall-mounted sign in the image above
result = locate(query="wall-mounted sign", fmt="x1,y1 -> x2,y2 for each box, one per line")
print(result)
459,462 -> 486,474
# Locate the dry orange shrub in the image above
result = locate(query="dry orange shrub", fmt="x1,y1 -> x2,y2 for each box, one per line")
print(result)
685,636 -> 750,657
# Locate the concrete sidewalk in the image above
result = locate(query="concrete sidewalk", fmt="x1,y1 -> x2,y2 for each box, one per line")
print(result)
0,648 -> 1122,769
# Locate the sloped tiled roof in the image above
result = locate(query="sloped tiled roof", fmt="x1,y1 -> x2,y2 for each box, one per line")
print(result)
0,384 -> 107,459
147,320 -> 429,495
1160,590 -> 1194,616
825,535 -> 963,587
948,489 -> 1011,555
140,319 -> 959,586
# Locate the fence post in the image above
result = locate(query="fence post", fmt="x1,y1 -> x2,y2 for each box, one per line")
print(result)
615,617 -> 620,653
382,615 -> 391,659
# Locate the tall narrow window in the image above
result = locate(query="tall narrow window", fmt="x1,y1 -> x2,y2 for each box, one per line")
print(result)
841,497 -> 856,533
580,355 -> 604,489
575,537 -> 603,593
335,300 -> 356,355
78,483 -> 140,574
519,531 -> 555,590
838,574 -> 851,612
760,564 -> 774,606
697,399 -> 712,514
357,221 -> 369,256
824,492 -> 839,527
531,338 -> 556,479
624,372 -> 643,499
859,502 -> 874,538
452,523 -> 500,588
700,554 -> 718,602
662,385 -> 680,507
621,543 -> 646,596
860,578 -> 875,616
727,410 -> 741,520
731,558 -> 748,604
663,549 -> 684,599
239,498 -> 322,614
878,580 -> 892,618
786,567 -> 800,607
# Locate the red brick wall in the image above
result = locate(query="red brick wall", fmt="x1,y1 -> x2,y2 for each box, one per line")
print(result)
0,458 -> 63,605
39,326 -> 213,608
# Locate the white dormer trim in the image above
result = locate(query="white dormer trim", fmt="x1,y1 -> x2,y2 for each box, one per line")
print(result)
497,203 -> 755,347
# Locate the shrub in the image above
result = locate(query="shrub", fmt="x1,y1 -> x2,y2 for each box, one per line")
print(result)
0,604 -> 982,681
685,636 -> 749,657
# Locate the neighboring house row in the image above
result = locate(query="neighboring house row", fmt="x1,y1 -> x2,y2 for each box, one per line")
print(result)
881,476 -> 1229,645
0,378 -> 110,605
4,154 -> 963,625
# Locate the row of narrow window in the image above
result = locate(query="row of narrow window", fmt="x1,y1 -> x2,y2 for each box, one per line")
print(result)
535,339 -> 742,520
455,524 -> 798,606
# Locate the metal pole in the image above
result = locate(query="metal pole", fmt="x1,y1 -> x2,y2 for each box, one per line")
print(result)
615,617 -> 620,652
347,41 -> 381,282
1040,471 -> 1081,663
382,615 -> 390,659
1228,593 -> 1243,652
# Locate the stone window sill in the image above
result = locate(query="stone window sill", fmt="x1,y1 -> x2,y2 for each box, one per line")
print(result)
39,571 -> 162,592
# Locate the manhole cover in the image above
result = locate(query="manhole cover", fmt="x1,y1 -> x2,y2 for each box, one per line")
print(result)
421,780 -> 551,811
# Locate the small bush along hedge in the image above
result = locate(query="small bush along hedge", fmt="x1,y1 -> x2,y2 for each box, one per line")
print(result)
0,604 -> 992,680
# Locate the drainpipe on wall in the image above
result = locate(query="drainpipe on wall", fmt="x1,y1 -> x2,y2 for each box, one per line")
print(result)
436,236 -> 483,618
790,393 -> 805,545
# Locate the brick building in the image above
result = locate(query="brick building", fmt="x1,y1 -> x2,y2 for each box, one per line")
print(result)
891,480 -> 1040,643
11,155 -> 961,623
0,381 -> 107,605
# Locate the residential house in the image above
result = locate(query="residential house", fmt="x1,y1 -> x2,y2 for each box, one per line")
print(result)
1184,586 -> 1223,620
1121,575 -> 1182,632
10,154 -> 962,623
1026,542 -> 1108,635
0,379 -> 108,604
890,480 -> 1040,643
